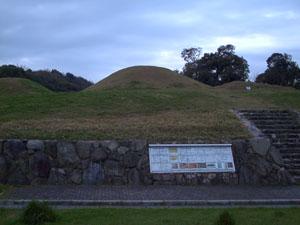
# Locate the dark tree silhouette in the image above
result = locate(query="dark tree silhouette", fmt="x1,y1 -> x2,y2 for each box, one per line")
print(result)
181,47 -> 202,63
0,64 -> 93,92
255,53 -> 300,87
0,65 -> 27,78
182,44 -> 249,86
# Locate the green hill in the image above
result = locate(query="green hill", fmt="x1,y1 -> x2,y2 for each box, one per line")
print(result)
88,66 -> 205,90
0,78 -> 51,95
0,64 -> 93,92
0,67 -> 299,141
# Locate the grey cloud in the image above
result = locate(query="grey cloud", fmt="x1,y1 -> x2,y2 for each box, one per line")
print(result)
0,0 -> 299,82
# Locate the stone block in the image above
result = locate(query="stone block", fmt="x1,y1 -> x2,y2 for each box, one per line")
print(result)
130,140 -> 147,152
137,154 -> 149,170
44,140 -> 57,159
81,159 -> 90,169
7,168 -> 29,185
29,152 -> 51,178
100,140 -> 119,152
82,162 -> 104,185
124,152 -> 139,168
76,141 -> 93,159
249,138 -> 270,156
91,145 -> 107,162
277,167 -> 295,185
0,140 -> 3,154
48,168 -> 67,184
247,154 -> 271,177
269,146 -> 284,165
128,168 -> 140,185
57,142 -> 80,168
31,178 -> 48,185
104,160 -> 124,177
27,140 -> 44,153
0,156 -> 7,182
238,165 -> 259,185
3,139 -> 26,159
70,169 -> 82,184
231,140 -> 248,168
117,146 -> 129,155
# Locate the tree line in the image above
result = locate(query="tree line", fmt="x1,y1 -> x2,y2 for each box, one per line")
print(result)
0,65 -> 93,92
180,44 -> 300,89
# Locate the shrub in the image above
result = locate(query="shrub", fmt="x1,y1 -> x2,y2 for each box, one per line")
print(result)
0,184 -> 9,196
215,210 -> 235,225
21,201 -> 57,225
294,81 -> 300,89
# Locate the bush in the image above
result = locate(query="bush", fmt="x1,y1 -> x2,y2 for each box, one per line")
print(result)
294,81 -> 300,89
21,201 -> 57,225
0,184 -> 9,196
215,210 -> 235,225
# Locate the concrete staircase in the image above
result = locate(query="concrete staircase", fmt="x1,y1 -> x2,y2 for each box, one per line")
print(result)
238,110 -> 300,183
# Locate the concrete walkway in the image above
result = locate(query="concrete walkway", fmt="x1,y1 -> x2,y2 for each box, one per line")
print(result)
2,185 -> 300,208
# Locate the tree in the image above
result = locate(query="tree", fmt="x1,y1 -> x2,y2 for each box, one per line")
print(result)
255,53 -> 300,86
181,47 -> 202,63
181,44 -> 249,86
0,64 -> 27,78
0,64 -> 93,91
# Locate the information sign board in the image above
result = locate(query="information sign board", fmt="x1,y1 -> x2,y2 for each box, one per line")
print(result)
149,144 -> 235,173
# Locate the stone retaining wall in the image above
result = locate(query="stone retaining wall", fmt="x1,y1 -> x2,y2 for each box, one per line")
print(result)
0,139 -> 294,185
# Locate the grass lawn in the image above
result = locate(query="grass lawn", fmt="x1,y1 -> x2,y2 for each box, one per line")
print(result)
1,207 -> 300,225
0,77 -> 299,140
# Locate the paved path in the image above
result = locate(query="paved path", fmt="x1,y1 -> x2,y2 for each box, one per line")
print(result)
5,185 -> 300,200
2,185 -> 300,208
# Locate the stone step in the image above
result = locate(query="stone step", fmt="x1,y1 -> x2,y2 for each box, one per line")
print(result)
274,143 -> 300,148
238,109 -> 300,180
249,119 -> 295,124
242,114 -> 293,119
271,138 -> 300,143
241,111 -> 293,114
287,169 -> 300,175
255,121 -> 295,125
286,163 -> 300,168
293,176 -> 300,182
268,134 -> 300,139
239,110 -> 290,114
262,129 -> 300,134
241,112 -> 294,115
283,158 -> 300,164
244,115 -> 294,119
281,153 -> 300,160
256,125 -> 300,130
280,148 -> 300,154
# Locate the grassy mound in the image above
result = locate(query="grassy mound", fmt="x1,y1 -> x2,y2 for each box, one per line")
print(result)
0,68 -> 299,141
88,66 -> 205,91
0,78 -> 51,95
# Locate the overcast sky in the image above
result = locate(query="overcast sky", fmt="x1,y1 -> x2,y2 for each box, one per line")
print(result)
1,0 -> 300,82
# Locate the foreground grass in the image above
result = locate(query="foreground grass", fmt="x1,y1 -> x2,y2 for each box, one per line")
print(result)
0,87 -> 250,141
0,185 -> 10,199
1,207 -> 300,225
0,79 -> 299,140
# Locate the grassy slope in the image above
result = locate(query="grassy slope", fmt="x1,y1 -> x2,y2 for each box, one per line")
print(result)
0,77 -> 299,140
0,78 -> 51,96
1,208 -> 300,225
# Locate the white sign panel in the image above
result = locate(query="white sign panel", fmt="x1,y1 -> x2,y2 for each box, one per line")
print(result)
149,144 -> 235,173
